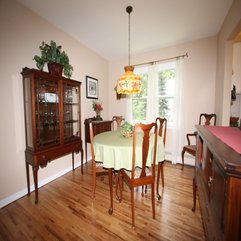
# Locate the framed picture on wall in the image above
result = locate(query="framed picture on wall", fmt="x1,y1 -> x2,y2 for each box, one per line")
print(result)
86,76 -> 98,99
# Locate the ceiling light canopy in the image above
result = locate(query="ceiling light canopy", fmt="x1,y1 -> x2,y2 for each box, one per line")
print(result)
116,6 -> 142,95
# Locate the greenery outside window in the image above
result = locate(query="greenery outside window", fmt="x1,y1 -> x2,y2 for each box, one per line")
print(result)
131,61 -> 176,125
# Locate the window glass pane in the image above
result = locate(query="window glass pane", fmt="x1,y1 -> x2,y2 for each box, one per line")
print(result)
133,72 -> 148,97
130,61 -> 176,124
158,97 -> 174,122
158,69 -> 175,96
132,98 -> 147,120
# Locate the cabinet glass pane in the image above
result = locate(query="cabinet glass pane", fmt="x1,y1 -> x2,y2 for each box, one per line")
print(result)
63,83 -> 80,142
35,77 -> 60,148
24,77 -> 33,148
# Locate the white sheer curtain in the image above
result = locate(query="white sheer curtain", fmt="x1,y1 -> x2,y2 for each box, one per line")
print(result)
125,58 -> 185,164
171,58 -> 184,164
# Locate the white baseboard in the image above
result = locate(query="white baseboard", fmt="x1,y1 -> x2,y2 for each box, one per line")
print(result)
165,152 -> 195,166
0,161 -> 81,208
0,154 -> 193,208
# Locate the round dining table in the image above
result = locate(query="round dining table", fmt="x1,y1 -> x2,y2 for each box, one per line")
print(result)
93,130 -> 165,214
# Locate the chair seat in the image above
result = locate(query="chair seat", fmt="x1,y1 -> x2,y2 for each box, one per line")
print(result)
123,167 -> 152,179
181,113 -> 216,170
184,145 -> 196,152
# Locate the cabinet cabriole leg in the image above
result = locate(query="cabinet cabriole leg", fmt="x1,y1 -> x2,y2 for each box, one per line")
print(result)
33,166 -> 39,204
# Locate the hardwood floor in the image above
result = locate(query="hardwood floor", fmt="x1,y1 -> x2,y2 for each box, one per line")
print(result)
0,162 -> 205,241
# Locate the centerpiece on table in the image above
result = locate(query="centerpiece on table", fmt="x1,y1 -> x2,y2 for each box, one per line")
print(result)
92,100 -> 103,120
33,40 -> 73,78
120,122 -> 134,138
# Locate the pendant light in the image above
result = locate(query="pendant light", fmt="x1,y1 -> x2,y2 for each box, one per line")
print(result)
116,6 -> 142,95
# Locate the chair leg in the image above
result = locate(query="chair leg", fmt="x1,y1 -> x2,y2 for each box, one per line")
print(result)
131,187 -> 135,228
156,162 -> 162,200
108,168 -> 113,215
118,172 -> 123,202
160,162 -> 164,188
115,171 -> 122,201
151,183 -> 155,219
92,173 -> 96,199
181,148 -> 185,170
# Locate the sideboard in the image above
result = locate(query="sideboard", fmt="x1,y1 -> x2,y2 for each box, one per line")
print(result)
193,125 -> 241,241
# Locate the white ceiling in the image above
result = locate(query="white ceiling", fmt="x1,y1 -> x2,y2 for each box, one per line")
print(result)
17,0 -> 233,61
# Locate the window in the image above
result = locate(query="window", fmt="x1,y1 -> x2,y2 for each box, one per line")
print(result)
126,58 -> 184,164
130,61 -> 176,125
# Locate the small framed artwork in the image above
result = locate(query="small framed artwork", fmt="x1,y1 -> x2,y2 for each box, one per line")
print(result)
86,75 -> 98,99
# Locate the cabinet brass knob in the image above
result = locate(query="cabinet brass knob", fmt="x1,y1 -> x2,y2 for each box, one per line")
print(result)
208,176 -> 213,187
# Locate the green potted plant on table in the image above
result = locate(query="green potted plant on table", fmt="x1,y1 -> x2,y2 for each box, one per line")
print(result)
33,40 -> 73,78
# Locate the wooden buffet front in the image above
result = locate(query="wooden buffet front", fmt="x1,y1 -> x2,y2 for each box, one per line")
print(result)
193,125 -> 241,241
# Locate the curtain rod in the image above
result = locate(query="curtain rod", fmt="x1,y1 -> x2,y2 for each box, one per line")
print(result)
133,52 -> 188,67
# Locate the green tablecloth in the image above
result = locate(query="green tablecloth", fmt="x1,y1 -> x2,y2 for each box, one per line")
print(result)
94,130 -> 165,171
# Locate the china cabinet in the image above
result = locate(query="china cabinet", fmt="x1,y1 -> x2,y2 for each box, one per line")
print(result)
22,67 -> 83,203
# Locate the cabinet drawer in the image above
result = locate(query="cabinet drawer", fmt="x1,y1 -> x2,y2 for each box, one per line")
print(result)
210,159 -> 226,234
94,124 -> 111,134
201,144 -> 213,199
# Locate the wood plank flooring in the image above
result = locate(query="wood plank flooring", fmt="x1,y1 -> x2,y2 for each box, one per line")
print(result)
0,162 -> 205,241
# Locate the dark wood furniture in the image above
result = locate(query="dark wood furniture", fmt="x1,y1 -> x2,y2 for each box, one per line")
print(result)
84,118 -> 112,162
89,122 -> 109,199
193,125 -> 241,241
22,67 -> 83,203
119,122 -> 158,227
112,115 -> 125,130
181,113 -> 216,170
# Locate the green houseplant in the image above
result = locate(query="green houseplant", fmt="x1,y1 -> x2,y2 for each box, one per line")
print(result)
33,40 -> 73,78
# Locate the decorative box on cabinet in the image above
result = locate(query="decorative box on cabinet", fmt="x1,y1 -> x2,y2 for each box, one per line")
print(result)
84,118 -> 112,161
193,125 -> 241,241
22,67 -> 83,203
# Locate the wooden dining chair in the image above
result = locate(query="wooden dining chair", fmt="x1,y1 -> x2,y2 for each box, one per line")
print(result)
89,122 -> 109,198
181,113 -> 216,170
118,122 -> 158,227
155,117 -> 167,200
112,115 -> 125,130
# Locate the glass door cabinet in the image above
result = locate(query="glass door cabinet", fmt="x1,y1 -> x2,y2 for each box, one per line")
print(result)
22,67 -> 83,203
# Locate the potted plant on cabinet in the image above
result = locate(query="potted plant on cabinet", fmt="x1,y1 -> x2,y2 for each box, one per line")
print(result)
33,40 -> 73,78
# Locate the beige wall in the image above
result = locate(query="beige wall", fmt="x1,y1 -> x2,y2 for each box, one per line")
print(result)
232,42 -> 241,92
0,0 -> 108,206
230,43 -> 241,122
215,0 -> 241,125
108,36 -> 217,164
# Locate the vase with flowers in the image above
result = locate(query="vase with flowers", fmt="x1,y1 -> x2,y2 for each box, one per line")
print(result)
92,100 -> 103,120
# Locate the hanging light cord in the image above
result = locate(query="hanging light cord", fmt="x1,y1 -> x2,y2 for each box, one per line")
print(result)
126,6 -> 132,66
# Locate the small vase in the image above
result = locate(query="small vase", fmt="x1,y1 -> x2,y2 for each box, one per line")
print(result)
95,111 -> 102,121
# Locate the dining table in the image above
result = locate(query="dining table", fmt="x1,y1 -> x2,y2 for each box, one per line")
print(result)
93,130 -> 165,214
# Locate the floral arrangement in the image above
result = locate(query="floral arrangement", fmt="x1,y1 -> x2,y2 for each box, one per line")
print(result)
120,122 -> 134,138
92,100 -> 103,113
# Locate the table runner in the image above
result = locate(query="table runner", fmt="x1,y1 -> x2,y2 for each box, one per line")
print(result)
205,126 -> 241,154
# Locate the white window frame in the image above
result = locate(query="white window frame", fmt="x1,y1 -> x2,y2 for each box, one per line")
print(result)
129,61 -> 176,125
